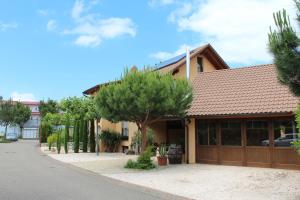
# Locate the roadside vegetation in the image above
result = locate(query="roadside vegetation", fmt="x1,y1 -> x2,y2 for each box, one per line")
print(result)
268,0 -> 300,154
0,98 -> 31,141
40,97 -> 100,154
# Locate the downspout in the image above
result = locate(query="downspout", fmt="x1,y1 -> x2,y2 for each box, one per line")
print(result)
185,47 -> 191,164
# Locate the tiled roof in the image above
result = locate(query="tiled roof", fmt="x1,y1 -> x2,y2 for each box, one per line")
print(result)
155,44 -> 228,74
188,64 -> 299,117
83,44 -> 228,95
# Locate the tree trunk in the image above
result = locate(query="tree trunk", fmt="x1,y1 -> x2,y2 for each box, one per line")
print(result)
90,120 -> 95,153
141,124 -> 148,152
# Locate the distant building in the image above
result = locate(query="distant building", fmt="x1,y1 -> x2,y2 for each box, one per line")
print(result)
0,101 -> 41,139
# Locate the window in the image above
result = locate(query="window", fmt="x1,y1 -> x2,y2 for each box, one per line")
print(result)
246,120 -> 269,146
121,121 -> 129,137
197,57 -> 203,73
197,121 -> 217,145
273,119 -> 297,147
221,121 -> 241,146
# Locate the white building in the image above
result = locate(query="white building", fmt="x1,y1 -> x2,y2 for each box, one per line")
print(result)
0,101 -> 41,139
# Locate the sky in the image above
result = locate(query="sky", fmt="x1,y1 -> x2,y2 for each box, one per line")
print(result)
0,0 -> 297,101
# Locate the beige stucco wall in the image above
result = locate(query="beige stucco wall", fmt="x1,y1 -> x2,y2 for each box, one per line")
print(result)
188,118 -> 196,164
170,55 -> 217,81
149,121 -> 167,144
99,118 -> 137,152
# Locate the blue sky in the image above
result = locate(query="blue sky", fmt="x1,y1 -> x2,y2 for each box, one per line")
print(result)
0,0 -> 296,101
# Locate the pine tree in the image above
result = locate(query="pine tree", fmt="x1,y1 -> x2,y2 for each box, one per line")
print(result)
268,1 -> 300,96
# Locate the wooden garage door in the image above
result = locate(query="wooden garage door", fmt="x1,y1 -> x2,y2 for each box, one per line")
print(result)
196,118 -> 300,170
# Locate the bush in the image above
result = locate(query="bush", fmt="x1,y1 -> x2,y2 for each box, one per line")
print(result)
125,146 -> 155,170
56,131 -> 61,154
99,129 -> 121,152
47,133 -> 58,150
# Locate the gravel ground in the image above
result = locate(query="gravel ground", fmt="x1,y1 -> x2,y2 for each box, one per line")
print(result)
42,148 -> 300,200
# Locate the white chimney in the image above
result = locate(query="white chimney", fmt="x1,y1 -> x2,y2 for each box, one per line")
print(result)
186,47 -> 190,80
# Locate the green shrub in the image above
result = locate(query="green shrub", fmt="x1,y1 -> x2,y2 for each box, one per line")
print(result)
47,133 -> 58,150
125,146 -> 155,170
56,131 -> 61,154
99,129 -> 121,152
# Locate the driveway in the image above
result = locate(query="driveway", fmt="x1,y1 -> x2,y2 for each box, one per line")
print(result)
44,148 -> 300,200
0,140 -> 186,200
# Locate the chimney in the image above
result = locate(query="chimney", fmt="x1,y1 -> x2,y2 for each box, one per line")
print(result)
186,48 -> 190,80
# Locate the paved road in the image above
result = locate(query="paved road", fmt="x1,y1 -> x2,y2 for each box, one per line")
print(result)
0,140 -> 185,200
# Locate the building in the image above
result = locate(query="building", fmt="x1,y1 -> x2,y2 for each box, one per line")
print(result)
0,101 -> 41,139
83,44 -> 300,170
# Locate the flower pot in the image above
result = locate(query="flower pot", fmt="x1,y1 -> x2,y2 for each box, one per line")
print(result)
157,156 -> 168,166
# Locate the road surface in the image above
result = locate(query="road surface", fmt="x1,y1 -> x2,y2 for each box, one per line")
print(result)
0,140 -> 185,200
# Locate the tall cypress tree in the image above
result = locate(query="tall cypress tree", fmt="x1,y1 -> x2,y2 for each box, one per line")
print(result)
83,120 -> 88,152
89,120 -> 95,153
64,119 -> 69,154
74,120 -> 80,153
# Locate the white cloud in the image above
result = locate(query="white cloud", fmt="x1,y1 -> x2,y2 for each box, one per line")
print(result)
163,0 -> 297,64
63,0 -> 136,47
37,9 -> 49,16
0,21 -> 18,32
72,0 -> 84,20
150,43 -> 197,61
74,35 -> 101,47
47,20 -> 57,31
168,3 -> 192,22
11,92 -> 36,102
148,0 -> 175,7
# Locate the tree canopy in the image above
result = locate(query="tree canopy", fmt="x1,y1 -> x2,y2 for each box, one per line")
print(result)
39,99 -> 59,118
95,69 -> 193,151
13,102 -> 31,134
0,99 -> 16,138
268,1 -> 300,96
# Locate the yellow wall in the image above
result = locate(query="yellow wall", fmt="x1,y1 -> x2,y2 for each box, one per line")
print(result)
99,118 -> 137,152
173,55 -> 216,81
149,121 -> 167,144
188,118 -> 196,164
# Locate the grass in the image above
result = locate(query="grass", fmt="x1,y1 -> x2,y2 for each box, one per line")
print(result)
0,139 -> 12,143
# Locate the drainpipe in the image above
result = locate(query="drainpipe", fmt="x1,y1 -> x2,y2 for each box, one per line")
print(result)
186,47 -> 190,80
185,48 -> 191,163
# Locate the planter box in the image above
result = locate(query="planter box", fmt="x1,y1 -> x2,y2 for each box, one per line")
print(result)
157,156 -> 168,166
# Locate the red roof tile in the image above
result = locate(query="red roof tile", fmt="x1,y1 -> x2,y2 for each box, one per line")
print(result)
188,64 -> 299,117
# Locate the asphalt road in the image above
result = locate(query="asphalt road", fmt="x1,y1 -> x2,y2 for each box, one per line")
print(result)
0,140 -> 185,200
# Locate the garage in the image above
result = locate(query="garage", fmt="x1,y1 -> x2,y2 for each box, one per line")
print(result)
196,117 -> 300,170
22,128 -> 38,139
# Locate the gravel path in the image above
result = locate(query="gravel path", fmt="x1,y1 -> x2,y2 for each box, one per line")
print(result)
43,147 -> 300,200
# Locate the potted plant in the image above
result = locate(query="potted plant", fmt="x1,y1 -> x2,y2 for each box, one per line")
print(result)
157,144 -> 168,166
